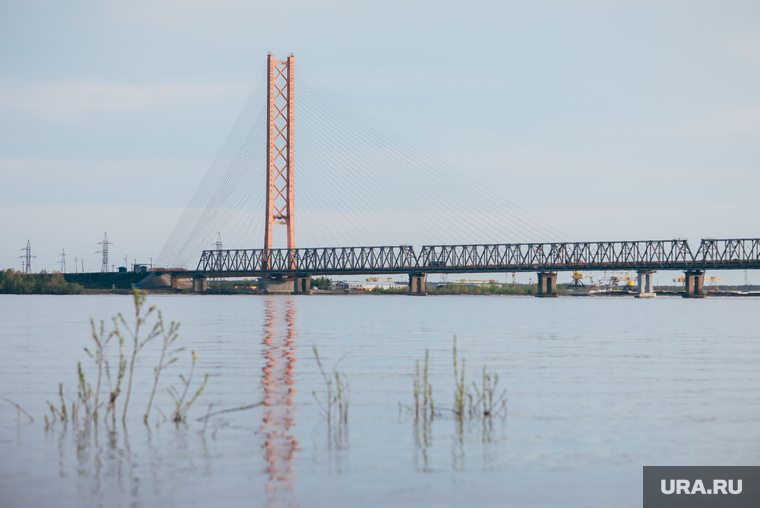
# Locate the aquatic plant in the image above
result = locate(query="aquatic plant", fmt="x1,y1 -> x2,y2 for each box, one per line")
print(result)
195,401 -> 263,423
145,311 -> 183,424
77,362 -> 92,420
168,351 -> 209,423
2,397 -> 34,423
45,383 -> 68,426
311,346 -> 350,432
452,335 -> 467,416
472,365 -> 507,418
84,319 -> 112,421
112,288 -> 161,422
413,349 -> 434,418
104,324 -> 127,423
39,288 -> 208,429
452,336 -> 507,419
406,336 -> 507,421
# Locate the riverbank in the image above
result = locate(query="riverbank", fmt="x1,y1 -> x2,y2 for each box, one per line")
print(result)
1,269 -> 83,294
4,270 -> 757,297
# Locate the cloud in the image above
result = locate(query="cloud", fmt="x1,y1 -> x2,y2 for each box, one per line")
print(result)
0,79 -> 248,122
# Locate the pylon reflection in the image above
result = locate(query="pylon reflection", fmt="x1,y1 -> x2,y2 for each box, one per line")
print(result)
260,298 -> 299,506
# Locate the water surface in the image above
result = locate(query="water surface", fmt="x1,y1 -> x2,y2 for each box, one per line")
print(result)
1,294 -> 759,507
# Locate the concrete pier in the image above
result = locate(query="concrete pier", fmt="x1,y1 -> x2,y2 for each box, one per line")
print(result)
293,276 -> 311,294
258,277 -> 293,294
683,270 -> 706,298
192,276 -> 208,292
408,273 -> 427,295
536,272 -> 558,297
635,270 -> 656,298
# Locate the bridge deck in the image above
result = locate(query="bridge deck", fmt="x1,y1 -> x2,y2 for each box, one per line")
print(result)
176,239 -> 760,278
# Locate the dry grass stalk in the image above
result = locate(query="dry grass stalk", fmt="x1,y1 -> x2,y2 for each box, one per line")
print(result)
453,335 -> 467,416
412,349 -> 434,419
113,288 -> 161,422
104,324 -> 126,424
144,311 -> 183,424
195,401 -> 264,422
1,397 -> 34,422
58,383 -> 67,422
311,346 -> 349,433
168,351 -> 209,423
41,289 -> 208,429
84,319 -> 113,421
470,365 -> 507,418
77,362 -> 92,420
406,336 -> 507,422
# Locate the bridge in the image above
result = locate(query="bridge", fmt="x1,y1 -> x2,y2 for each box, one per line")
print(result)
159,237 -> 760,297
156,54 -> 759,298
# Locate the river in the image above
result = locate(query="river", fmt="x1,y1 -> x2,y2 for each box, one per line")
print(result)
1,294 -> 759,507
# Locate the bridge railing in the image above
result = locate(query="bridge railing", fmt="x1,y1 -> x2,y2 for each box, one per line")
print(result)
196,245 -> 419,273
693,238 -> 760,269
417,240 -> 695,272
194,238 -> 760,275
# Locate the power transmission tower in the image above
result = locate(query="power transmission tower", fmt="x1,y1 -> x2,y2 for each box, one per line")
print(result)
57,249 -> 67,273
96,233 -> 113,273
18,240 -> 36,273
74,257 -> 78,274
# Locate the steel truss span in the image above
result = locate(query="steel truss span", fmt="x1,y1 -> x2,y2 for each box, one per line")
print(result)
193,239 -> 760,276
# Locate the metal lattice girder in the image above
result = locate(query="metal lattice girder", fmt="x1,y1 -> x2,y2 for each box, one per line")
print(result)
196,245 -> 419,275
192,239 -> 760,277
417,241 -> 697,272
693,238 -> 760,269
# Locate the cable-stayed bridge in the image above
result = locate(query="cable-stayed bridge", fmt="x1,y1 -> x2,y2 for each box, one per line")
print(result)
156,54 -> 760,297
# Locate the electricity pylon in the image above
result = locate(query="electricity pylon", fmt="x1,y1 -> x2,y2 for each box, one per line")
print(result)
57,249 -> 67,273
19,240 -> 36,273
96,233 -> 113,273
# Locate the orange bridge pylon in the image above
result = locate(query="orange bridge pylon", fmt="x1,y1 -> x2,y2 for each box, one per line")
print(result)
264,53 -> 296,267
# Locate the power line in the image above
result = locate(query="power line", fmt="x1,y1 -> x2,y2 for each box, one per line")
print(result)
156,60 -> 569,268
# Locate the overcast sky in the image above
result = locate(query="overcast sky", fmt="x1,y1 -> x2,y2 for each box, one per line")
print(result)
1,1 -> 758,282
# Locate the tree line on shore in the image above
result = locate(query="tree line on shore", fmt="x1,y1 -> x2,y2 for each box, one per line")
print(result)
0,269 -> 83,294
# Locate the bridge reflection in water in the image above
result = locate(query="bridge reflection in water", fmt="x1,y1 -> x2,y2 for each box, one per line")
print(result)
259,298 -> 300,507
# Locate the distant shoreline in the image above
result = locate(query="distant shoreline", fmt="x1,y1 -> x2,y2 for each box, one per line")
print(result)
3,288 -> 758,297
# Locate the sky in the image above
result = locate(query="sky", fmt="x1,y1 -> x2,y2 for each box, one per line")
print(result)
1,0 -> 758,283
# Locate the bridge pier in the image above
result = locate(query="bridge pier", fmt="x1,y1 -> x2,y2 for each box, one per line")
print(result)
683,270 -> 706,298
408,273 -> 427,295
171,275 -> 180,290
192,275 -> 208,293
635,270 -> 656,298
293,276 -> 311,294
535,272 -> 558,297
